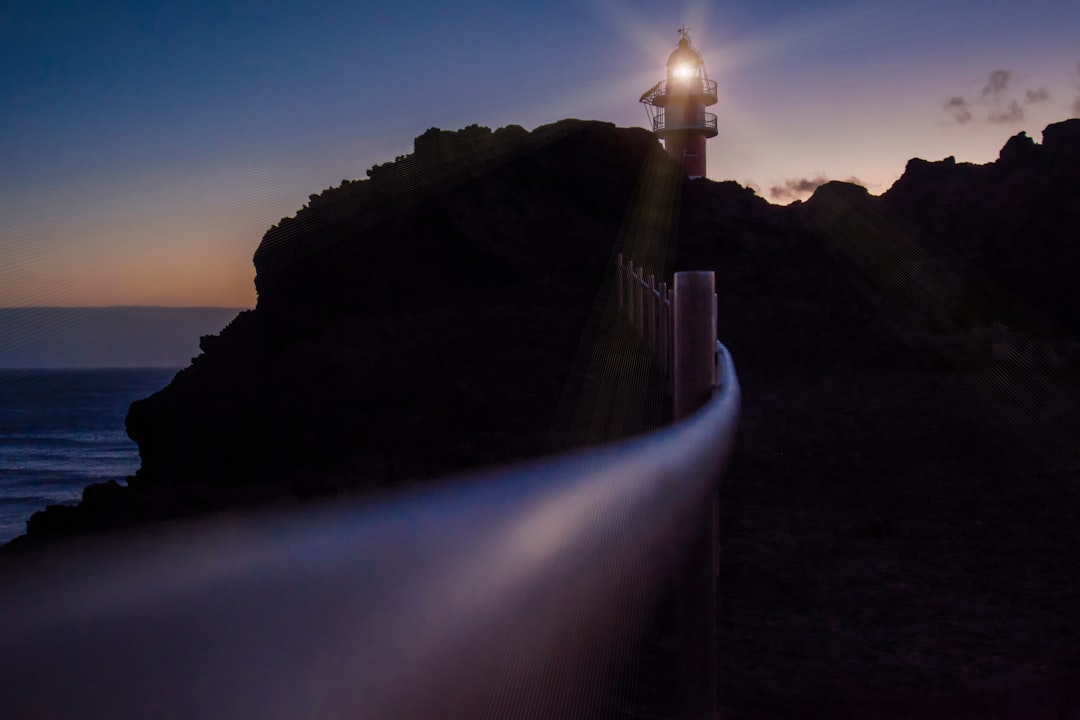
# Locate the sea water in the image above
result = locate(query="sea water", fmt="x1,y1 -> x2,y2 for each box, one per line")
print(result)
0,368 -> 177,543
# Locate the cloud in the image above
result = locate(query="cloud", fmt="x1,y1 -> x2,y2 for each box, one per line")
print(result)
1072,97 -> 1080,118
1024,87 -> 1049,103
769,176 -> 829,201
981,69 -> 1012,99
945,96 -> 972,124
989,100 -> 1024,124
767,176 -> 866,202
981,70 -> 1023,123
946,69 -> 1046,125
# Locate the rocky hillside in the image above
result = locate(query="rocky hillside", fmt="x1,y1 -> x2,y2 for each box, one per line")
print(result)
11,116 -> 1080,542
880,121 -> 1080,335
6,117 -> 1080,719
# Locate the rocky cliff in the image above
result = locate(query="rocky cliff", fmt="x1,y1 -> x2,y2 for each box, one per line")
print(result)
879,119 -> 1080,335
10,118 -> 1080,544
6,117 -> 1080,719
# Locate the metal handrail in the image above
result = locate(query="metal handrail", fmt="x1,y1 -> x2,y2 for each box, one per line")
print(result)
0,346 -> 741,718
652,111 -> 719,135
639,78 -> 719,106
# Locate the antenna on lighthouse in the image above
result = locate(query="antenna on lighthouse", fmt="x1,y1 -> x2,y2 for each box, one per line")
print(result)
639,28 -> 718,179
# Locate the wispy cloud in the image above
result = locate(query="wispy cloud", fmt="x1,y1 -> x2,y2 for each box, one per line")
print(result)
770,175 -> 829,201
1025,88 -> 1049,103
981,69 -> 1012,100
989,100 -> 1024,124
945,96 -> 972,124
945,68 -> 1053,126
769,175 -> 865,202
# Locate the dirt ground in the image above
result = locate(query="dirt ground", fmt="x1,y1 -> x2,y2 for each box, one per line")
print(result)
620,351 -> 1080,719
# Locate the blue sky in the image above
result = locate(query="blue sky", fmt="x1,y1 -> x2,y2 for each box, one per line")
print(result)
2,0 -> 1079,307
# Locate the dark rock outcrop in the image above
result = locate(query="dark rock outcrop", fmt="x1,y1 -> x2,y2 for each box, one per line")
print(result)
5,116 -> 1080,719
8,117 -> 1079,544
878,118 -> 1080,334
7,121 -> 696,543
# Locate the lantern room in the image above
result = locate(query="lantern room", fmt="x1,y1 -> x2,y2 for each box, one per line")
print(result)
640,28 -> 718,179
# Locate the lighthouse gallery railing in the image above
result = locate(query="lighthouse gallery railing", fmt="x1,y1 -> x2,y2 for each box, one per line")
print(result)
0,268 -> 740,720
639,78 -> 719,106
651,110 -> 719,136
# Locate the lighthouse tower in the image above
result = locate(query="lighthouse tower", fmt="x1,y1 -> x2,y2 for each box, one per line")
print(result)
640,28 -> 718,179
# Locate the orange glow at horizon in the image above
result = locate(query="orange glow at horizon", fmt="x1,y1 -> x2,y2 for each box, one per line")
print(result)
1,208 -> 259,308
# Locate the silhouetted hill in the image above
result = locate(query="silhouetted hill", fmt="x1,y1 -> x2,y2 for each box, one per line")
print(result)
878,118 -> 1080,334
5,119 -> 1080,720
14,120 -> 920,538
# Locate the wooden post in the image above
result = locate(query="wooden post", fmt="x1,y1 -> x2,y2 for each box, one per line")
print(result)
647,274 -> 657,352
673,271 -> 717,720
658,281 -> 668,373
665,287 -> 674,392
630,267 -> 639,341
674,272 -> 716,419
616,253 -> 624,315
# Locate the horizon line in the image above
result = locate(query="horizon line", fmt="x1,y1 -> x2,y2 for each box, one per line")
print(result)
0,305 -> 252,311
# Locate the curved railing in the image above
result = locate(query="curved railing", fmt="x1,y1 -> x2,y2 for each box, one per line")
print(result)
639,78 -> 718,106
0,270 -> 739,720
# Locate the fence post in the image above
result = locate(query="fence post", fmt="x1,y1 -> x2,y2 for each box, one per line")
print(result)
658,280 -> 668,374
616,253 -> 624,315
673,271 -> 718,720
630,267 -> 639,341
665,286 -> 674,392
674,272 -> 716,420
647,274 -> 657,352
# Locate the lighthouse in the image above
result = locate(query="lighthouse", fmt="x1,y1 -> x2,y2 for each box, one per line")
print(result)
640,28 -> 718,179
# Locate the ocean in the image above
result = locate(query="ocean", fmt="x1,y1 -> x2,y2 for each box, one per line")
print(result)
0,368 -> 178,544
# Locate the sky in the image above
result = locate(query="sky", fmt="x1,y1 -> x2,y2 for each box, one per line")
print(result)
2,0 -> 1079,308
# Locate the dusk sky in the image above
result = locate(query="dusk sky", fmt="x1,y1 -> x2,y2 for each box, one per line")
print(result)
3,0 -> 1079,308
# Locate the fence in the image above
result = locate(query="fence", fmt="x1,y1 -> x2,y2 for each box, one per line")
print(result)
616,252 -> 675,377
0,261 -> 740,720
615,255 -> 726,718
615,253 -> 719,401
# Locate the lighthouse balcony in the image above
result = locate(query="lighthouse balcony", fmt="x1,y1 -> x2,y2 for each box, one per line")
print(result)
639,78 -> 718,107
652,111 -> 719,138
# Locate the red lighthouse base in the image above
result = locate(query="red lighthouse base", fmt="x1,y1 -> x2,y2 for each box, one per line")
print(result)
664,132 -> 707,179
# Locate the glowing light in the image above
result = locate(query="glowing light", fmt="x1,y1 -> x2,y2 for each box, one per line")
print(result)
672,65 -> 694,79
